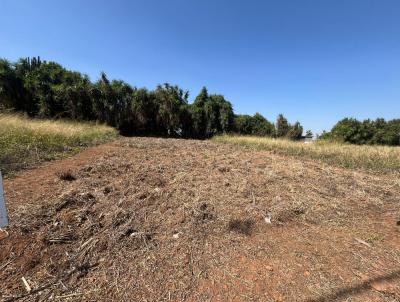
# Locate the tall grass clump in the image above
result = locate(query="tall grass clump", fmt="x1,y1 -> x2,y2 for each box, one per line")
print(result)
0,113 -> 118,176
213,135 -> 400,174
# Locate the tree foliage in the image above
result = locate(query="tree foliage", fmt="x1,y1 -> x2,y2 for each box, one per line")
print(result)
276,114 -> 290,137
3,57 -> 397,145
287,121 -> 303,140
0,57 -> 307,140
321,117 -> 400,146
233,113 -> 275,137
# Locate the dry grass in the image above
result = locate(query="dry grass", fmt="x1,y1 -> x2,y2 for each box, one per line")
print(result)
56,170 -> 77,182
1,137 -> 399,301
213,135 -> 400,173
0,113 -> 118,176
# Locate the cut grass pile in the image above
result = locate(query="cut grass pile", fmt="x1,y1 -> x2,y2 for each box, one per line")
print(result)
213,135 -> 400,173
0,113 -> 118,176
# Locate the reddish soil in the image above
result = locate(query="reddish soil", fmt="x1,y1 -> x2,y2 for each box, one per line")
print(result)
0,137 -> 399,302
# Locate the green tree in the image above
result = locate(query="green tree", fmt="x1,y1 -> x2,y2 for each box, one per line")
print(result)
110,79 -> 134,132
208,95 -> 234,135
191,87 -> 208,138
0,56 -> 315,141
92,72 -> 117,125
154,83 -> 189,136
218,98 -> 234,133
330,118 -> 363,144
276,114 -> 290,137
0,59 -> 27,111
191,88 -> 234,138
287,121 -> 303,140
131,88 -> 158,134
234,114 -> 253,135
379,119 -> 400,145
252,113 -> 275,137
324,117 -> 400,145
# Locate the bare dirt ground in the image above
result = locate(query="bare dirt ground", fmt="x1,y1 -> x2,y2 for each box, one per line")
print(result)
1,137 -> 400,302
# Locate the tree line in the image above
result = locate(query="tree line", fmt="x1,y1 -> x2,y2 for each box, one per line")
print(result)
0,57 -> 305,139
2,57 -> 397,145
320,117 -> 400,146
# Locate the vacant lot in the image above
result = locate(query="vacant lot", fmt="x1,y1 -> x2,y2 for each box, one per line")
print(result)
1,137 -> 400,301
0,114 -> 118,176
214,135 -> 400,174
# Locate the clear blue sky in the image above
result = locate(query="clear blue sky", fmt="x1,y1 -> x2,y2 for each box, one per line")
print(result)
1,0 -> 399,134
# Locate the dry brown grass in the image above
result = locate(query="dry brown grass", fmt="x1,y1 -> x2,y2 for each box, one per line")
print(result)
56,170 -> 77,181
1,137 -> 399,301
213,135 -> 400,173
0,113 -> 118,176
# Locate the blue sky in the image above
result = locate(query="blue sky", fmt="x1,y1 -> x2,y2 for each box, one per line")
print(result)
1,0 -> 399,134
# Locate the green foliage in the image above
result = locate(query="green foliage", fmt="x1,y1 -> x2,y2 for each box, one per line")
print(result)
273,114 -> 305,140
233,113 -> 275,137
130,88 -> 158,135
0,59 -> 28,112
322,117 -> 400,146
191,87 -> 208,138
190,88 -> 234,138
218,97 -> 234,133
1,57 -> 303,140
234,114 -> 254,135
154,83 -> 189,136
2,56 -> 399,146
276,114 -> 290,137
250,113 -> 275,137
287,121 -> 303,140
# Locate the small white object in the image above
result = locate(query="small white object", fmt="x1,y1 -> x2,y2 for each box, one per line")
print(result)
21,276 -> 31,292
0,172 -> 9,228
264,213 -> 272,224
355,237 -> 371,248
172,232 -> 180,239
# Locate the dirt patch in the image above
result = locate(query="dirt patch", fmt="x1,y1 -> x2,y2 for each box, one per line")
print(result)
56,170 -> 77,182
228,218 -> 254,235
1,137 -> 400,301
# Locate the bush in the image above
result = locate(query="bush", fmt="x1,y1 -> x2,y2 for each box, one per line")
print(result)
323,117 -> 400,146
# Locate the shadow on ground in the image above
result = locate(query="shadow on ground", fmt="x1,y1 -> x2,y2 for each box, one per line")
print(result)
305,270 -> 400,302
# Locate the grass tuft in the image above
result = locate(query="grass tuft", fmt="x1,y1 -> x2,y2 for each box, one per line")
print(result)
0,113 -> 118,176
213,135 -> 400,174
